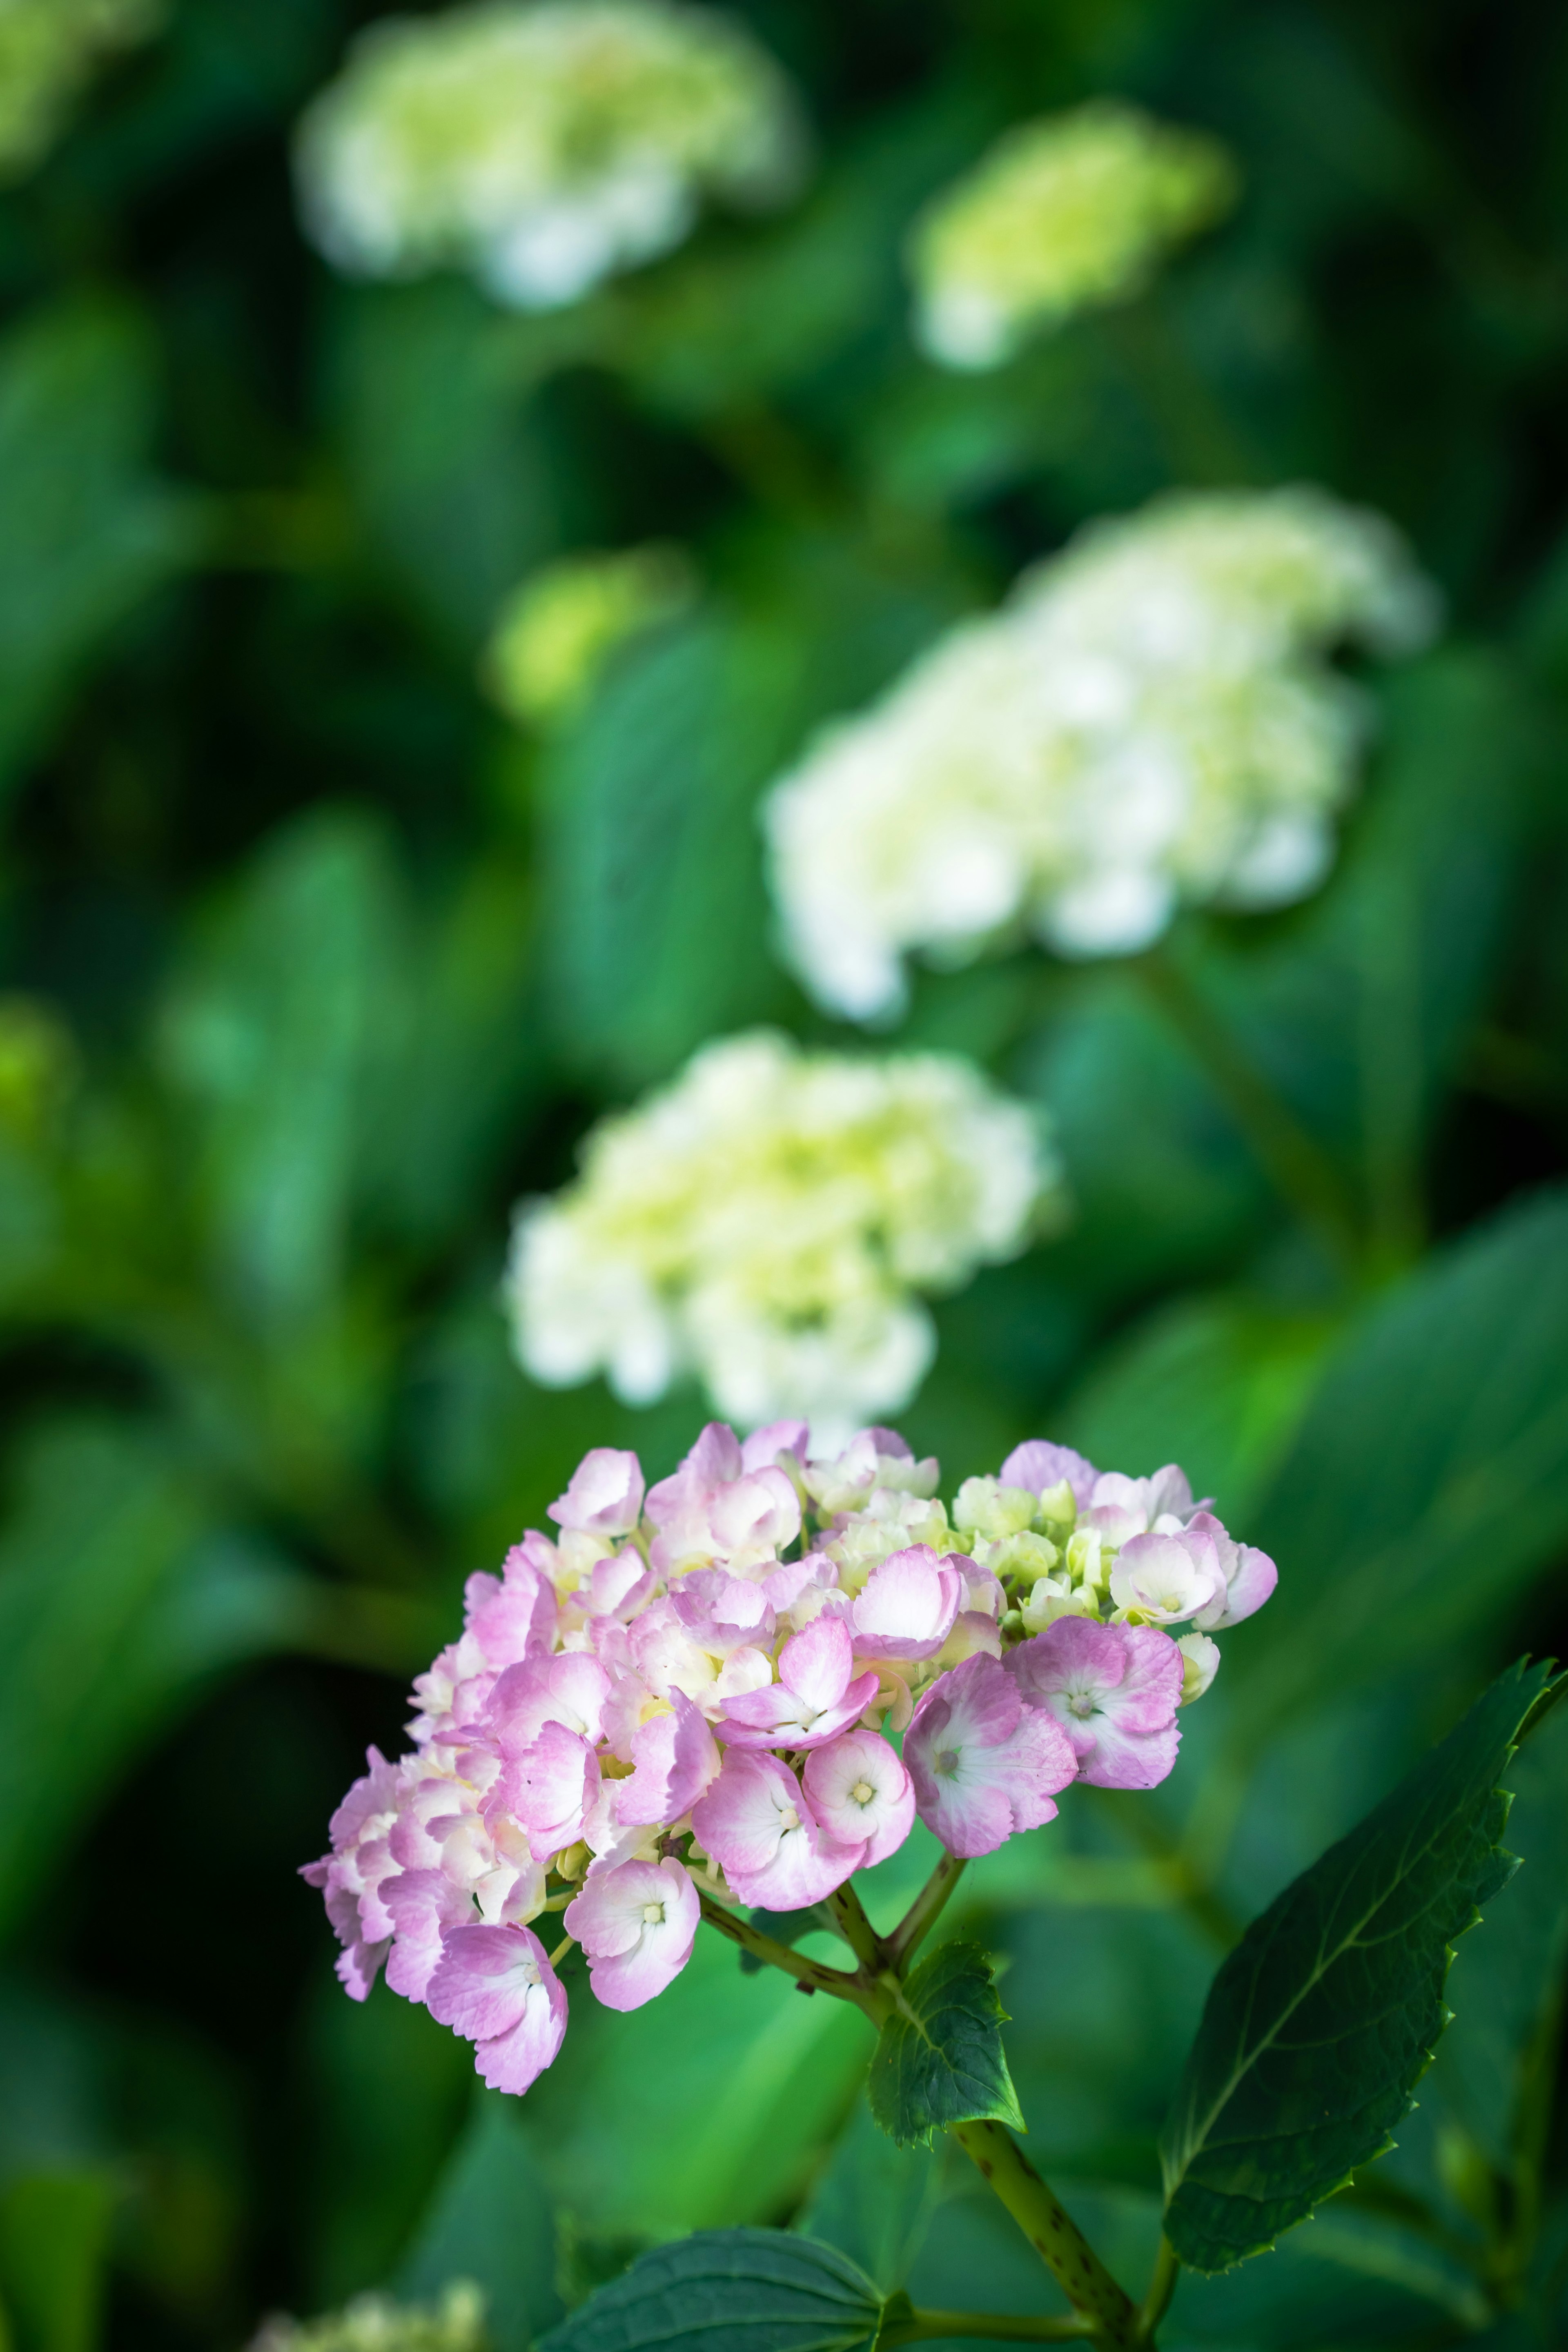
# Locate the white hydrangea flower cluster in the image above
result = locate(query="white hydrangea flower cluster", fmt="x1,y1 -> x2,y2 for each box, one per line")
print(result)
505,1030 -> 1062,1439
908,100 -> 1238,370
764,488 -> 1440,1020
294,0 -> 806,311
485,543 -> 697,724
249,2283 -> 485,2352
0,0 -> 164,180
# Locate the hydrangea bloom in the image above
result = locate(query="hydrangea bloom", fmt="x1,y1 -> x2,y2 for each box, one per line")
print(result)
249,2283 -> 486,2352
909,101 -> 1238,370
484,544 -> 697,724
504,1029 -> 1062,1440
306,1419 -> 1274,2098
0,0 -> 164,181
764,488 -> 1440,1018
294,0 -> 806,311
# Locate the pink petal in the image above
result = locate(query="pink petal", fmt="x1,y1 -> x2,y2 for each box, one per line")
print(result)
427,1922 -> 548,2041
567,1858 -> 699,2011
615,1692 -> 720,1826
741,1420 -> 810,1473
549,1447 -> 646,1535
850,1548 -> 963,1660
646,1423 -> 743,1524
803,1731 -> 915,1865
691,1753 -> 862,1904
779,1616 -> 853,1713
905,1654 -> 1077,1858
691,1751 -> 797,1878
427,1924 -> 569,2096
502,1722 -> 601,1862
998,1440 -> 1098,1506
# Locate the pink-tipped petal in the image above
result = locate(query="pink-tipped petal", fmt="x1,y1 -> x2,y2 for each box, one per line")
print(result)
850,1547 -> 964,1661
549,1447 -> 646,1535
778,1615 -> 853,1713
803,1731 -> 915,1865
426,1923 -> 568,2096
1006,1618 -> 1183,1791
566,1857 -> 700,2011
615,1692 -> 721,1826
905,1653 -> 1077,1858
691,1751 -> 862,1907
998,1440 -> 1098,1507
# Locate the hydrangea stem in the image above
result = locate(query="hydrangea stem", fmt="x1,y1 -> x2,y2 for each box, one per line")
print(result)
1136,2240 -> 1180,2342
951,2121 -> 1140,2351
696,1891 -> 881,2016
889,1852 -> 967,1968
880,2309 -> 1091,2344
827,1880 -> 888,1972
1135,942 -> 1363,1276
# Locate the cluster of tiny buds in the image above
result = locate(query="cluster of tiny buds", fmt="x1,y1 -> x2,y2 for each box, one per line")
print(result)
306,1421 -> 1275,2098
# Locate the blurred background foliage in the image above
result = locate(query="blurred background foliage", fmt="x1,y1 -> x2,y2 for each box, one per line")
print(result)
0,0 -> 1566,2347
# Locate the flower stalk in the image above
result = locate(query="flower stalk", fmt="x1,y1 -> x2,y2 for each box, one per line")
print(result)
950,2121 -> 1140,2351
695,1851 -> 1166,2348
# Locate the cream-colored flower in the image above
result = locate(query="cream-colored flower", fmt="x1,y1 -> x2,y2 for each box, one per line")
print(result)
764,488 -> 1439,1019
484,543 -> 696,723
295,0 -> 806,310
249,2281 -> 486,2352
505,1029 -> 1063,1441
0,0 -> 164,180
909,100 -> 1238,369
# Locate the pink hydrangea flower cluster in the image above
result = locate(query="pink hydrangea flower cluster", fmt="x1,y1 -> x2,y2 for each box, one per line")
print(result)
305,1422 -> 1274,2098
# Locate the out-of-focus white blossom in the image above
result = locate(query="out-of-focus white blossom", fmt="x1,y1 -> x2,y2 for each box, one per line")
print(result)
909,100 -> 1238,370
295,0 -> 806,311
764,488 -> 1440,1020
0,0 -> 164,180
505,1029 -> 1062,1439
249,2282 -> 486,2352
485,543 -> 697,723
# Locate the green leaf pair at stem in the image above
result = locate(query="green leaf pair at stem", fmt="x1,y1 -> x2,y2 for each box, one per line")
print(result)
554,1658 -> 1562,2350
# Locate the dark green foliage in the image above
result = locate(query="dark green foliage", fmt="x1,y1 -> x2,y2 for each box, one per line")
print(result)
1162,1661 -> 1561,2273
398,2103 -> 563,2352
538,2230 -> 886,2352
0,0 -> 1564,2344
1236,1192 -> 1568,1736
867,1942 -> 1023,2148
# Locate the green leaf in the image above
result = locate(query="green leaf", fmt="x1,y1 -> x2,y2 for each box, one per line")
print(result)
795,2096 -> 940,2293
1018,969 -> 1270,1307
158,809 -> 403,1327
0,1419 -> 309,1946
1236,1189 -> 1568,1737
867,1942 -> 1023,2149
398,2100 -> 561,2352
0,2172 -> 118,2352
0,298 -> 197,800
538,2229 -> 885,2352
533,610 -> 800,1089
1058,1292 -> 1340,1530
1161,1657 -> 1560,2274
522,1924 -> 867,2236
1200,647 -> 1541,1186
537,546 -> 965,1089
327,280 -> 577,646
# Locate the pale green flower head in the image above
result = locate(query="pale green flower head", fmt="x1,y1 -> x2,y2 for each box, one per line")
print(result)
0,0 -> 165,180
506,1028 -> 1066,1443
909,99 -> 1238,370
484,543 -> 697,724
764,487 -> 1439,1020
249,2281 -> 487,2352
295,0 -> 807,310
